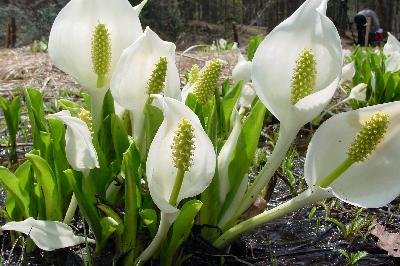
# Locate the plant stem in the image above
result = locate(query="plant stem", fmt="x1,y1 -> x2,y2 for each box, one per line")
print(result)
63,194 -> 77,224
319,99 -> 348,120
88,88 -> 107,133
317,158 -> 354,188
135,169 -> 185,265
220,124 -> 299,229
169,168 -> 185,206
134,212 -> 171,266
213,187 -> 331,249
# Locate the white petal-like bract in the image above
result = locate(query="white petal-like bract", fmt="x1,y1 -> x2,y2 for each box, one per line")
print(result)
252,0 -> 342,126
111,27 -> 181,140
49,0 -> 144,90
47,110 -> 99,173
146,96 -> 216,214
1,218 -> 92,251
304,102 -> 400,208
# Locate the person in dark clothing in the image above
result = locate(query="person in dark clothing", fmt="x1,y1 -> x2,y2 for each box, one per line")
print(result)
354,9 -> 383,46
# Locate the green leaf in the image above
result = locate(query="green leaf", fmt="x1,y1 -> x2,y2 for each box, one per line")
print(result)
221,81 -> 243,133
111,114 -> 130,168
64,170 -> 104,248
162,200 -> 203,266
206,90 -> 221,146
14,161 -> 37,217
26,153 -> 62,221
57,99 -> 82,116
48,118 -> 71,209
0,96 -> 21,163
219,100 -> 266,220
185,93 -> 205,128
351,251 -> 368,265
139,209 -> 158,238
0,96 -> 21,140
99,217 -> 118,252
247,35 -> 264,61
98,115 -> 115,164
24,88 -> 48,150
144,104 -> 163,156
101,89 -> 115,122
121,142 -> 141,256
0,167 -> 30,219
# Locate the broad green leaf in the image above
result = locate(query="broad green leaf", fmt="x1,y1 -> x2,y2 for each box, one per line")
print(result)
221,81 -> 243,132
26,153 -> 62,221
144,104 -> 163,155
139,209 -> 158,238
48,118 -> 71,210
0,167 -> 30,219
64,169 -> 103,245
219,100 -> 266,220
162,200 -> 203,266
14,161 -> 36,217
24,88 -> 48,150
0,96 -> 21,163
121,142 -> 141,255
101,89 -> 115,122
0,96 -> 21,140
247,35 -> 264,61
57,99 -> 82,116
111,114 -> 130,167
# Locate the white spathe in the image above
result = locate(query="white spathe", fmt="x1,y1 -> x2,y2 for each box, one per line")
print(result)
252,0 -> 342,127
383,33 -> 400,73
48,0 -> 145,90
341,61 -> 355,84
232,52 -> 252,85
238,83 -> 257,110
47,110 -> 99,174
304,101 -> 400,208
1,217 -> 93,251
348,83 -> 367,101
111,27 -> 181,141
146,96 -> 216,214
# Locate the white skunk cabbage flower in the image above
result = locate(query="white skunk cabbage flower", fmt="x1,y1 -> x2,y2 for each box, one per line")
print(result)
252,0 -> 342,129
232,52 -> 252,85
219,38 -> 228,50
383,33 -> 400,73
341,61 -> 355,84
213,101 -> 400,249
305,101 -> 400,208
228,0 -> 342,226
147,96 -> 216,214
347,83 -> 367,101
48,0 -> 147,129
237,83 -> 257,112
47,110 -> 99,175
111,27 -> 180,141
49,0 -> 145,89
1,217 -> 93,251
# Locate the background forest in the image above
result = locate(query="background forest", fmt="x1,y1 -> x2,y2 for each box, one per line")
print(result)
1,0 -> 399,49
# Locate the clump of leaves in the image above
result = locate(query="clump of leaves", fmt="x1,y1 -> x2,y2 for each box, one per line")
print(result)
335,248 -> 368,266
